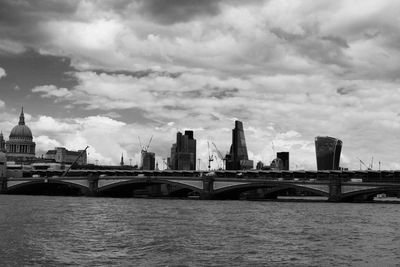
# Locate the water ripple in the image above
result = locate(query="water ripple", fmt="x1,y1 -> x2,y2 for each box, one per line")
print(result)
1,195 -> 400,266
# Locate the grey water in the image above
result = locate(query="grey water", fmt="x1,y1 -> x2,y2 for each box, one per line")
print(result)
0,195 -> 399,266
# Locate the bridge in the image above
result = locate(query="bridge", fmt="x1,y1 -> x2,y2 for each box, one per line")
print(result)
1,169 -> 400,201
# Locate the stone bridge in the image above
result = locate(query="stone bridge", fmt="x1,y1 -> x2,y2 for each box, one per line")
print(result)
1,171 -> 400,201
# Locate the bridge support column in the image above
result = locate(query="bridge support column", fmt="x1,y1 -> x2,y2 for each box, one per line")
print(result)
328,174 -> 342,202
0,177 -> 7,193
86,175 -> 99,196
200,176 -> 214,200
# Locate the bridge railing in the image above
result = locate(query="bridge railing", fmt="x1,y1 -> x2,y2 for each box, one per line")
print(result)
14,169 -> 400,184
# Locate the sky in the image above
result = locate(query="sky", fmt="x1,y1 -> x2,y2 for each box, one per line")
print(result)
1,0 -> 400,170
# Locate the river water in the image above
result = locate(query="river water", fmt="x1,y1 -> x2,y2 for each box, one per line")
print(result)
0,195 -> 399,266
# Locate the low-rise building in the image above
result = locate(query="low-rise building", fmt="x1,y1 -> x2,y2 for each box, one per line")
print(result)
45,147 -> 87,165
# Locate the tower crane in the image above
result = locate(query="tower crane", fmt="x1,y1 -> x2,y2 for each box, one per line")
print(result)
207,141 -> 214,171
212,142 -> 225,170
357,157 -> 371,170
138,135 -> 153,153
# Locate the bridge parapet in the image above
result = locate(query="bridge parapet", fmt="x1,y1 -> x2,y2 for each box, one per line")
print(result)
2,173 -> 400,201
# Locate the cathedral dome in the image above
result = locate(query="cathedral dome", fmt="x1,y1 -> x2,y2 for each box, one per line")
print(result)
10,124 -> 33,139
9,108 -> 33,140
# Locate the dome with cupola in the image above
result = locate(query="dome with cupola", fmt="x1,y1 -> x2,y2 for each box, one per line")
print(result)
6,108 -> 36,159
9,108 -> 33,140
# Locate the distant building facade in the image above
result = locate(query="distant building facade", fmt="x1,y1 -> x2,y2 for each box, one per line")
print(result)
315,136 -> 342,170
168,130 -> 196,170
45,147 -> 87,165
256,161 -> 264,170
5,108 -> 36,162
0,132 -> 5,152
0,151 -> 6,177
141,151 -> 155,170
225,120 -> 253,170
277,152 -> 289,170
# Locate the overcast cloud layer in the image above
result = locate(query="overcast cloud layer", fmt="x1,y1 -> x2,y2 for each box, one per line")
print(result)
1,0 -> 400,170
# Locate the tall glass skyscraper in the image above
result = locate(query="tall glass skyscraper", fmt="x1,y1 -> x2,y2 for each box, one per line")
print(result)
226,120 -> 253,170
315,136 -> 342,170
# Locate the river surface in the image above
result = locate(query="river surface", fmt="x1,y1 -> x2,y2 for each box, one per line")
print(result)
0,195 -> 399,266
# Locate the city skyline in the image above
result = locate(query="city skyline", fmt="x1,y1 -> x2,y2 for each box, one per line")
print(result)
1,1 -> 400,169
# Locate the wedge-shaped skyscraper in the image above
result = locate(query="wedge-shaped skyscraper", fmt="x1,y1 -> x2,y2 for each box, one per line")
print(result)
315,136 -> 342,170
226,120 -> 253,170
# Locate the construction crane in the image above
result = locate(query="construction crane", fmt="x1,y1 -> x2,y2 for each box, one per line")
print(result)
62,146 -> 89,177
138,135 -> 153,153
212,142 -> 225,170
357,157 -> 371,170
207,141 -> 214,171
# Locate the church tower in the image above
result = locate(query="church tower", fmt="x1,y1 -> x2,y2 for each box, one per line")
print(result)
120,153 -> 124,166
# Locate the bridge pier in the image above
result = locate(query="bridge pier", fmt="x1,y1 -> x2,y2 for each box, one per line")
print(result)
200,176 -> 214,200
328,174 -> 342,202
86,175 -> 99,196
0,177 -> 7,193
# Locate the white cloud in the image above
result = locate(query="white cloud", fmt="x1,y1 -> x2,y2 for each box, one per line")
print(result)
32,85 -> 73,100
0,67 -> 6,79
4,1 -> 400,170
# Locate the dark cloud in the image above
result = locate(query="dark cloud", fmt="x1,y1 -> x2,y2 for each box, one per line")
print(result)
336,85 -> 357,95
181,87 -> 238,99
138,0 -> 221,24
209,88 -> 239,99
0,0 -> 78,26
270,27 -> 304,41
321,35 -> 349,48
271,26 -> 351,68
90,69 -> 181,79
364,30 -> 380,40
0,0 -> 79,52
164,105 -> 188,111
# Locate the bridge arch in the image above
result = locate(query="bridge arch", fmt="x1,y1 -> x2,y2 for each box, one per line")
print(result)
340,186 -> 400,201
211,182 -> 329,200
97,178 -> 203,197
6,179 -> 89,196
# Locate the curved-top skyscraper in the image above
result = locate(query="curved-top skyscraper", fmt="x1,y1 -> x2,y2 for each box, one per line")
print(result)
315,136 -> 342,170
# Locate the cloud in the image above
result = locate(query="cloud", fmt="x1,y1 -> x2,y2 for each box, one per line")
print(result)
3,0 -> 400,170
138,0 -> 221,24
32,85 -> 73,99
0,67 -> 6,78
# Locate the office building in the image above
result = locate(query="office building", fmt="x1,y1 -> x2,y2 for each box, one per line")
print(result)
277,152 -> 289,170
225,120 -> 253,170
168,130 -> 196,170
315,136 -> 342,170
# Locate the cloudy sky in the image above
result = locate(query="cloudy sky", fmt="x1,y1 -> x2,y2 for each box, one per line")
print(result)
1,0 -> 400,170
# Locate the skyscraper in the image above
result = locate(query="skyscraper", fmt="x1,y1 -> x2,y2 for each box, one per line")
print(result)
141,151 -> 155,170
315,136 -> 342,170
168,130 -> 196,170
226,120 -> 253,170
